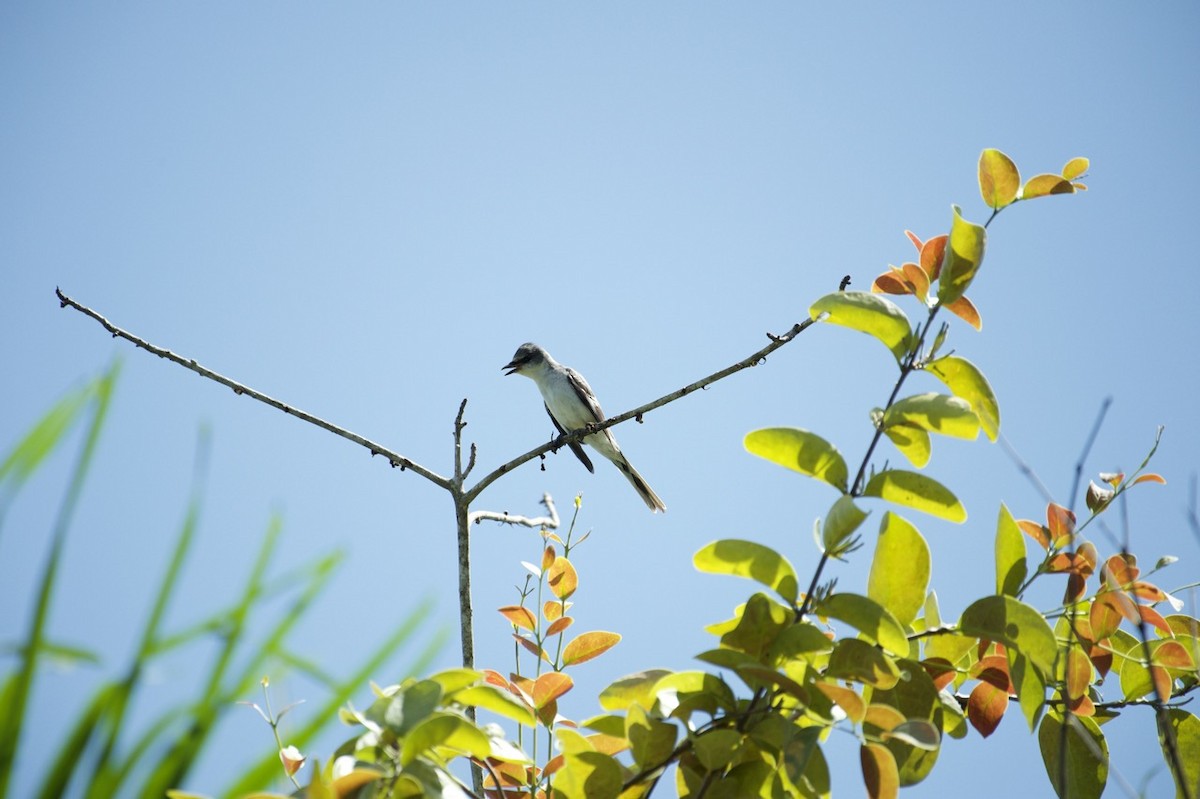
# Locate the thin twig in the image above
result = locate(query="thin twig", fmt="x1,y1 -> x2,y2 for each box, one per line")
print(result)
1068,396 -> 1112,514
999,432 -> 1056,506
463,318 -> 819,504
55,288 -> 451,489
468,494 -> 560,529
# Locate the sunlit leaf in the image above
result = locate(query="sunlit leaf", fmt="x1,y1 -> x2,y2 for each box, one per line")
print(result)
1021,173 -> 1075,199
959,596 -> 1057,678
453,684 -> 536,727
693,539 -> 799,604
810,291 -> 913,364
815,682 -> 866,723
818,592 -> 910,656
863,470 -> 966,522
1038,711 -> 1108,799
868,512 -> 930,628
597,670 -> 673,712
883,393 -> 980,440
624,704 -> 677,770
968,668 -> 1009,738
533,672 -> 574,709
1163,709 -> 1200,797
920,234 -> 948,281
400,712 -> 491,766
1133,473 -> 1166,485
995,504 -> 1027,598
745,427 -> 849,492
826,638 -> 901,689
883,422 -> 931,468
562,631 -> 620,667
498,605 -> 537,632
1062,157 -> 1090,180
873,270 -> 911,295
936,206 -> 987,306
943,295 -> 982,331
925,355 -> 1000,441
823,495 -> 869,556
545,557 -> 578,600
860,742 -> 900,799
900,263 -> 930,302
979,148 -> 1020,210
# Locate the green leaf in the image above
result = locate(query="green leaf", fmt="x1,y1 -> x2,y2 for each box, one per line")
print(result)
453,685 -> 536,727
868,513 -> 930,628
884,393 -> 980,441
399,712 -> 490,766
1009,650 -> 1046,732
1163,709 -> 1200,798
925,355 -> 1000,441
1038,710 -> 1108,799
693,539 -> 799,605
936,206 -> 987,306
597,670 -> 673,712
868,659 -> 942,785
979,149 -> 1021,210
810,291 -> 913,364
818,592 -> 910,657
994,504 -> 1027,598
745,428 -> 849,492
863,470 -> 966,523
827,638 -> 901,689
882,422 -> 931,468
959,596 -> 1057,678
823,496 -> 869,556
718,592 -> 792,659
0,379 -> 93,492
552,731 -> 622,799
652,670 -> 737,719
625,704 -> 678,770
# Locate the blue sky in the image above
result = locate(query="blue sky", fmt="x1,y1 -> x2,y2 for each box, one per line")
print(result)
3,3 -> 1199,796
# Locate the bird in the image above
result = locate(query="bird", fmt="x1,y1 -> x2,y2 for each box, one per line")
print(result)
503,343 -> 666,513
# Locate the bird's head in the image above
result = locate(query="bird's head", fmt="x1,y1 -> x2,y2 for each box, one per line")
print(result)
503,342 -> 548,376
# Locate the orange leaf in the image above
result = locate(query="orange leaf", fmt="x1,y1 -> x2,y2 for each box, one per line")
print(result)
967,677 -> 1009,738
1102,554 -> 1138,588
1076,542 -> 1098,574
1089,593 -> 1125,640
864,704 -> 906,733
1065,646 -> 1092,702
1131,581 -> 1167,603
482,669 -> 508,688
920,234 -> 948,281
1046,503 -> 1076,545
1068,693 -> 1096,717
1139,604 -> 1172,636
1018,519 -> 1050,550
860,743 -> 900,799
543,600 -> 571,622
499,605 -> 538,631
905,230 -> 924,252
562,631 -> 621,666
1064,573 -> 1088,604
1152,665 -> 1173,701
873,271 -> 911,295
1089,639 -> 1114,678
944,295 -> 981,330
1133,473 -> 1166,485
1152,640 -> 1195,670
900,262 -> 930,302
545,616 -> 574,637
532,672 -> 574,709
545,557 -> 578,600
542,545 -> 557,570
816,682 -> 866,724
921,658 -> 957,692
1021,173 -> 1075,199
513,634 -> 550,662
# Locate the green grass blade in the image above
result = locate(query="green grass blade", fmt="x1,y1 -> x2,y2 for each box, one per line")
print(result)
0,360 -> 119,799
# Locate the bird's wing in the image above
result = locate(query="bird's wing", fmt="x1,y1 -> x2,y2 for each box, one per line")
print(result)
545,403 -> 594,473
564,367 -> 606,422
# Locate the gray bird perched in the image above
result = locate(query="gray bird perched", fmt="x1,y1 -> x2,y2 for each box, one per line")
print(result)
503,343 -> 666,513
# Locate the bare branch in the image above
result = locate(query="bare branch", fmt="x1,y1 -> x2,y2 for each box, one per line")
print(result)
1068,396 -> 1112,514
463,317 -> 819,504
55,288 -> 451,489
468,493 -> 560,529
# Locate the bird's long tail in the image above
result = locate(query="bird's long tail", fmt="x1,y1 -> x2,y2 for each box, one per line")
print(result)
615,456 -> 666,513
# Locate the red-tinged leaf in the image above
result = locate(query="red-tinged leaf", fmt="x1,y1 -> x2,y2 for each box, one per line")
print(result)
532,672 -> 574,709
546,616 -> 574,637
968,678 -> 1009,738
482,668 -> 508,687
1152,665 -> 1173,701
543,600 -> 571,622
972,658 -> 1014,692
513,634 -> 550,662
536,699 -> 557,726
944,295 -> 981,330
1018,519 -> 1051,549
1152,640 -> 1195,670
921,658 -> 957,692
873,271 -> 911,295
1089,640 -> 1114,678
1077,542 -> 1098,574
542,545 -> 557,570
1062,157 -> 1090,180
1064,573 -> 1088,604
1069,693 -> 1096,717
900,262 -> 930,302
1102,554 -> 1137,588
1131,581 -> 1167,603
1090,593 -> 1126,640
860,743 -> 900,799
1065,647 -> 1092,702
499,605 -> 538,631
1046,503 -> 1076,545
921,234 -> 948,281
906,230 -> 923,252
545,557 -> 578,600
1021,173 -> 1075,199
562,631 -> 621,666
1046,553 -> 1074,573
1133,473 -> 1166,485
1139,604 -> 1172,636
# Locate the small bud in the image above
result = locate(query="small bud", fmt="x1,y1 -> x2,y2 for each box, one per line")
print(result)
1085,480 -> 1114,513
279,745 -> 305,776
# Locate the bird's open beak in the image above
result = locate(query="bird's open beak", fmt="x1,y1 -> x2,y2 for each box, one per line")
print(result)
502,360 -> 522,376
